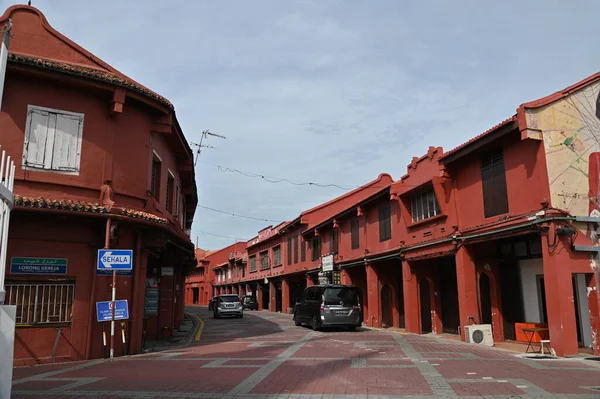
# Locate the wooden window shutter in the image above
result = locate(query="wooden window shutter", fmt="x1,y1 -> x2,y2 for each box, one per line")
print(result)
481,149 -> 509,218
24,109 -> 51,168
52,114 -> 82,171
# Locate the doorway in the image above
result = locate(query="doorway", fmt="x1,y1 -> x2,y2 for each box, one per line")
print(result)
440,261 -> 460,334
479,273 -> 492,324
397,273 -> 405,328
192,287 -> 199,304
276,282 -> 282,312
381,285 -> 393,328
573,274 -> 593,348
262,284 -> 269,310
419,278 -> 432,333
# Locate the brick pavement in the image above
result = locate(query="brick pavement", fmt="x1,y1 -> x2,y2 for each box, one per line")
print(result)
11,307 -> 600,398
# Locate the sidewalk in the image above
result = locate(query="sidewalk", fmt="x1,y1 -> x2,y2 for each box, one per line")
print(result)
141,312 -> 201,353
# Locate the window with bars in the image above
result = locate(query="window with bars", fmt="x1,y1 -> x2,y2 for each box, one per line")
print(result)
481,148 -> 509,218
410,189 -> 440,222
351,217 -> 360,249
260,251 -> 269,269
250,256 -> 257,272
5,282 -> 75,325
378,204 -> 392,241
273,245 -> 282,266
166,174 -> 174,213
311,238 -> 321,261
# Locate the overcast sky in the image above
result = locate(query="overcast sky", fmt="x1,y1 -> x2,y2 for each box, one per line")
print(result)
7,0 -> 600,249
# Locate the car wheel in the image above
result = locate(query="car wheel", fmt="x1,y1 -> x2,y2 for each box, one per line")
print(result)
294,312 -> 302,326
311,315 -> 320,331
214,312 -> 219,319
239,314 -> 244,318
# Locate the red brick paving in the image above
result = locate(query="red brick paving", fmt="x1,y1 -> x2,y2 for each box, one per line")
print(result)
449,382 -> 526,396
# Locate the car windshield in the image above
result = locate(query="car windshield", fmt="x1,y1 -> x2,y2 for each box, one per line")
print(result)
323,287 -> 359,306
243,297 -> 255,303
220,296 -> 240,302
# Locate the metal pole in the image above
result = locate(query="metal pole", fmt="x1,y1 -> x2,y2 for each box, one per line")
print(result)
110,269 -> 116,359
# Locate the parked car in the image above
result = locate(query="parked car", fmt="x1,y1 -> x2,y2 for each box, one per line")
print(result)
208,296 -> 218,311
213,294 -> 244,319
241,295 -> 258,310
293,285 -> 362,331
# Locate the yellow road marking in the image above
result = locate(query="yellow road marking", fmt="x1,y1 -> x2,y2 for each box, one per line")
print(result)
367,326 -> 408,335
192,314 -> 204,341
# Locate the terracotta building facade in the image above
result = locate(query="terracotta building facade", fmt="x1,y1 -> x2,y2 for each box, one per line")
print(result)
192,72 -> 600,358
1,5 -> 197,366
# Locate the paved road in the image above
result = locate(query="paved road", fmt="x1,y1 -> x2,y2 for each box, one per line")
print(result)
12,306 -> 600,398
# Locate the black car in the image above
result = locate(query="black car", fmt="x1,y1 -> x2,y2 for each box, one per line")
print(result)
208,296 -> 218,311
241,295 -> 258,310
293,285 -> 362,331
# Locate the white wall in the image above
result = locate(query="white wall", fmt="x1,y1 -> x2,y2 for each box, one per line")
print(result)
519,258 -> 544,323
0,305 -> 16,399
574,274 -> 593,348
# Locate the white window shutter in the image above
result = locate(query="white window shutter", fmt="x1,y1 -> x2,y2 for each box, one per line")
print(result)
52,114 -> 82,171
24,109 -> 51,168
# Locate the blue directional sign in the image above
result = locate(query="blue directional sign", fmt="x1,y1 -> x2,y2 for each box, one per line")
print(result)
96,300 -> 129,322
97,249 -> 133,270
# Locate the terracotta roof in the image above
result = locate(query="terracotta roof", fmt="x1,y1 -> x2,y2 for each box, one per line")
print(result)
520,71 -> 600,109
14,195 -> 168,224
440,117 -> 516,160
9,53 -> 173,109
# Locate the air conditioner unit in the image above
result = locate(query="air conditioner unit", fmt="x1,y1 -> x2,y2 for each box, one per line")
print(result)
465,324 -> 494,347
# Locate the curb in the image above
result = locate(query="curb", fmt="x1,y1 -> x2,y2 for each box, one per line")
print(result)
140,312 -> 202,354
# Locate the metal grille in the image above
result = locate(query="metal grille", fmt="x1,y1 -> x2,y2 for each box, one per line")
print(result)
5,283 -> 75,324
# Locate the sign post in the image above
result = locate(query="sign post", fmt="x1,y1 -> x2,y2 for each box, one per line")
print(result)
97,249 -> 133,359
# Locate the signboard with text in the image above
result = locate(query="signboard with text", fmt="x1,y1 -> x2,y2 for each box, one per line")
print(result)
10,257 -> 67,275
321,254 -> 334,272
97,249 -> 133,270
96,300 -> 129,322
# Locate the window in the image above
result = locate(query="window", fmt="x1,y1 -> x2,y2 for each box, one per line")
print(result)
260,251 -> 269,269
378,204 -> 392,241
311,238 -> 321,261
241,265 -> 246,278
481,148 -> 509,218
329,229 -> 338,254
287,236 -> 292,265
175,185 -> 179,215
227,268 -> 232,279
166,173 -> 174,213
250,256 -> 257,272
351,217 -> 360,249
22,106 -> 84,173
301,239 -> 306,262
5,282 -> 75,324
410,189 -> 440,222
151,152 -> 162,201
293,234 -> 299,264
273,245 -> 282,266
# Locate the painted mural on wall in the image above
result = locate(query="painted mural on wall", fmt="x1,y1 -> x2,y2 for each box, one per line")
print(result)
525,81 -> 600,215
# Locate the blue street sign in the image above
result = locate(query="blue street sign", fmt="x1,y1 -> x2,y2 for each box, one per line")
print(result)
97,249 -> 133,270
96,268 -> 133,277
96,300 -> 129,322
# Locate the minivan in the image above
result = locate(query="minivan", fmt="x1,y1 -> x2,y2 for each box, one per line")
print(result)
293,285 -> 362,331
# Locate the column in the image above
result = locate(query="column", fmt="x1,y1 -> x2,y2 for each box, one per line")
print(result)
269,280 -> 276,312
455,246 -> 479,340
430,276 -> 443,334
282,278 -> 290,313
341,269 -> 352,285
402,260 -> 420,334
246,284 -> 253,297
232,285 -> 238,295
541,225 -> 578,357
366,262 -> 380,327
306,274 -> 315,287
257,284 -> 263,310
129,248 -> 148,354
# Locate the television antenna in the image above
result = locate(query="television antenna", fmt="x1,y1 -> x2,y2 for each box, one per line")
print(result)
191,129 -> 226,165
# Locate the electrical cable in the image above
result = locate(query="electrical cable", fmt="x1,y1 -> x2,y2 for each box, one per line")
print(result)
197,204 -> 283,223
194,229 -> 248,242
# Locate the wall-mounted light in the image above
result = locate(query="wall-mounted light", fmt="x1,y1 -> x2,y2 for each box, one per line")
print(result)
357,206 -> 364,217
333,219 -> 339,229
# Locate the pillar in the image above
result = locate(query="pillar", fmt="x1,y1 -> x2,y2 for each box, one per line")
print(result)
232,285 -> 238,295
306,274 -> 315,287
366,262 -> 380,327
257,284 -> 263,310
586,272 -> 600,356
541,225 -> 578,357
402,260 -> 420,334
430,276 -> 443,334
282,278 -> 290,313
246,284 -> 253,297
269,280 -> 276,312
341,269 -> 352,285
129,247 -> 148,355
455,246 -> 479,340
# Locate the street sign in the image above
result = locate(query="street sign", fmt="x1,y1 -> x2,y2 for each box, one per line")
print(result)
97,249 -> 133,270
96,299 -> 129,322
321,254 -> 334,272
10,257 -> 67,275
96,268 -> 132,277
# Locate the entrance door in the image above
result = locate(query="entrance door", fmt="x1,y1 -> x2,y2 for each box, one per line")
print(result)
397,274 -> 405,328
276,283 -> 282,312
192,288 -> 199,304
262,284 -> 269,310
440,262 -> 460,334
479,273 -> 492,325
381,285 -> 393,328
573,274 -> 594,347
419,278 -> 432,333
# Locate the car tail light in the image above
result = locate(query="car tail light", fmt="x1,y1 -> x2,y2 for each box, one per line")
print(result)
320,302 -> 325,312
353,303 -> 361,311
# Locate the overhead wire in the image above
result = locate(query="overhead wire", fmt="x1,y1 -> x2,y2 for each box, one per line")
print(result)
197,204 -> 283,223
194,229 -> 248,242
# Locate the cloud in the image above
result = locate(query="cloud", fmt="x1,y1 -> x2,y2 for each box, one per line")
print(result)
14,0 -> 600,249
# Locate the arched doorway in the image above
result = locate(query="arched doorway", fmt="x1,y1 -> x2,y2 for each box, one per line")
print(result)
479,273 -> 492,325
381,285 -> 393,328
419,278 -> 432,333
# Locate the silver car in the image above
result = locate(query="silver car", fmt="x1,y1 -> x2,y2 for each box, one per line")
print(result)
213,294 -> 244,319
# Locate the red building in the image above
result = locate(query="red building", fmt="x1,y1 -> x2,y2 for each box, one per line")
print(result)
196,72 -> 600,358
1,5 -> 197,365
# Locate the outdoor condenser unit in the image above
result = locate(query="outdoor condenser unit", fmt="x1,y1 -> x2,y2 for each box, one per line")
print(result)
465,324 -> 494,347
